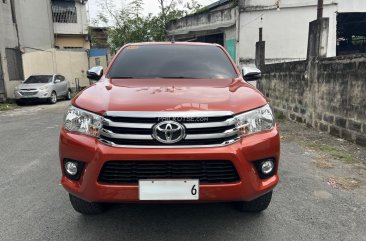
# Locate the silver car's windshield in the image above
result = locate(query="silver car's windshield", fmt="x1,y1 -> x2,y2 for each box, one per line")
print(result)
24,75 -> 53,84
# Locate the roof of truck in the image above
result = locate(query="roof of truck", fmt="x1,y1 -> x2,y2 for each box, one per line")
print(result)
126,42 -> 220,47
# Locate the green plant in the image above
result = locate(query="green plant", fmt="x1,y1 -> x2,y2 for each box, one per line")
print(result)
0,103 -> 18,111
275,111 -> 285,120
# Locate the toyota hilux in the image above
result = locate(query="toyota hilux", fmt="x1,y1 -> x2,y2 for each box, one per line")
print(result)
59,42 -> 280,215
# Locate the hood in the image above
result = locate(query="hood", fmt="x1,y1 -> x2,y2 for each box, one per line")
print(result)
72,78 -> 267,115
18,83 -> 49,90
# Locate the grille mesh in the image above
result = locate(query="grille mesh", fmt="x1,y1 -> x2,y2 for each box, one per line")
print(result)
98,160 -> 240,184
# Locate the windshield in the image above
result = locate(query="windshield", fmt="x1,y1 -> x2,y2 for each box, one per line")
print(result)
24,75 -> 53,84
107,45 -> 238,79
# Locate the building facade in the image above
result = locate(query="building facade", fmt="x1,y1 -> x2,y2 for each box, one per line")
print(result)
0,0 -> 90,101
89,27 -> 111,70
52,0 -> 90,50
0,0 -> 55,101
167,0 -> 366,66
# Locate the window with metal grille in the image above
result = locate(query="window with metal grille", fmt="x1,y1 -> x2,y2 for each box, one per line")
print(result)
5,48 -> 24,81
52,1 -> 77,23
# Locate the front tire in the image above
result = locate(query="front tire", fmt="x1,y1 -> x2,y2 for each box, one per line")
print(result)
66,89 -> 72,100
15,100 -> 25,106
69,194 -> 106,215
49,91 -> 57,104
235,191 -> 273,213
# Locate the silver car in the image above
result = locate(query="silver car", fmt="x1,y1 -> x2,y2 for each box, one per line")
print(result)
14,74 -> 71,105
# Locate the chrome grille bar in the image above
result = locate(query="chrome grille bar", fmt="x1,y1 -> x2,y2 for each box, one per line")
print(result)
102,119 -> 154,129
185,128 -> 238,140
99,111 -> 240,148
101,129 -> 153,140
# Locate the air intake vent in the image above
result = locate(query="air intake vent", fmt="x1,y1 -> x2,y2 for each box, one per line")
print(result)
98,160 -> 240,184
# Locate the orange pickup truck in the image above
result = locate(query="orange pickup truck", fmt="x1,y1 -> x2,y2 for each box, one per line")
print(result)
59,42 -> 280,215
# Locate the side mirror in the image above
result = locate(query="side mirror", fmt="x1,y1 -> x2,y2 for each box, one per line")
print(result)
54,79 -> 61,83
87,66 -> 104,81
242,66 -> 261,81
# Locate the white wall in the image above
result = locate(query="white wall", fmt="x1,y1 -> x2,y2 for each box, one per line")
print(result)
0,1 -> 21,98
337,0 -> 366,13
238,2 -> 338,64
21,49 -> 90,97
15,0 -> 54,50
245,0 -> 334,8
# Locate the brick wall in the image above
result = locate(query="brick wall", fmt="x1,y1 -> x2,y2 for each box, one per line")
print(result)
258,54 -> 366,146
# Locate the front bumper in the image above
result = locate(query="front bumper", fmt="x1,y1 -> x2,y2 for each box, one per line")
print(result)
14,90 -> 51,100
59,128 -> 280,203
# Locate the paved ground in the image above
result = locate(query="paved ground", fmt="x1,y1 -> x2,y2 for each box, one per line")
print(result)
0,102 -> 365,241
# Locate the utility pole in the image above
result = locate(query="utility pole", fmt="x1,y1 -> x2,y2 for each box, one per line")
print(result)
317,0 -> 323,19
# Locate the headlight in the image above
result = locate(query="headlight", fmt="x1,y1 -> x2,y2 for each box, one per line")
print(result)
235,104 -> 274,137
39,86 -> 49,91
64,106 -> 103,137
14,86 -> 19,91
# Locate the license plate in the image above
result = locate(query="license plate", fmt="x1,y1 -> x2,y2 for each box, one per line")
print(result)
139,180 -> 199,200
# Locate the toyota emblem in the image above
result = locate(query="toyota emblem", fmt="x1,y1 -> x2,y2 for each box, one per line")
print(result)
152,121 -> 185,144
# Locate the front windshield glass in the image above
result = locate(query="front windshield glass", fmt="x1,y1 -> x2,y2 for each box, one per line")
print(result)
24,75 -> 53,84
107,45 -> 238,79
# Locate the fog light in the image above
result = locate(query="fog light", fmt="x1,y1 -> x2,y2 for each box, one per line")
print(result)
261,160 -> 274,174
254,158 -> 276,179
63,159 -> 85,181
65,162 -> 78,176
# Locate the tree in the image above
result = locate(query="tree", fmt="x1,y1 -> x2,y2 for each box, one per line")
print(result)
94,0 -> 203,51
129,0 -> 144,18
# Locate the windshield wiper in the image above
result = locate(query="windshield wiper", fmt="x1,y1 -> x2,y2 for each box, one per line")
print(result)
110,76 -> 136,79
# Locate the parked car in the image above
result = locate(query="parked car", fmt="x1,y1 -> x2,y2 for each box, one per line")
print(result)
14,74 -> 71,105
60,42 -> 279,215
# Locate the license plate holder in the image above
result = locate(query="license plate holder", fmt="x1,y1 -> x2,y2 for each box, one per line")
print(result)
139,180 -> 199,201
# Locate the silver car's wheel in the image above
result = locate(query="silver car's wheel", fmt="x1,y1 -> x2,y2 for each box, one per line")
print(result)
49,92 -> 57,104
66,89 -> 72,100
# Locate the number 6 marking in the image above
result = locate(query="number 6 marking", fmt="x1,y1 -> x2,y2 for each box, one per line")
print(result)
191,185 -> 197,195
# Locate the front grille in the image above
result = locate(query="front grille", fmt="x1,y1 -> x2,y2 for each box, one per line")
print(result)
20,91 -> 38,96
98,160 -> 240,184
99,111 -> 240,147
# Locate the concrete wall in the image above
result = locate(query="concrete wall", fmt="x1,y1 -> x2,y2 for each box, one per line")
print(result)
0,0 -> 54,100
258,54 -> 366,146
55,35 -> 90,49
15,0 -> 54,50
243,0 -> 365,11
0,1 -> 20,99
238,0 -> 366,65
337,0 -> 366,12
238,3 -> 338,65
20,49 -> 90,96
167,0 -> 366,67
167,7 -> 237,36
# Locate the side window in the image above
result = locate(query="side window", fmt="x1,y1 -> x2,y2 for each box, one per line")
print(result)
60,75 -> 65,82
55,75 -> 61,82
